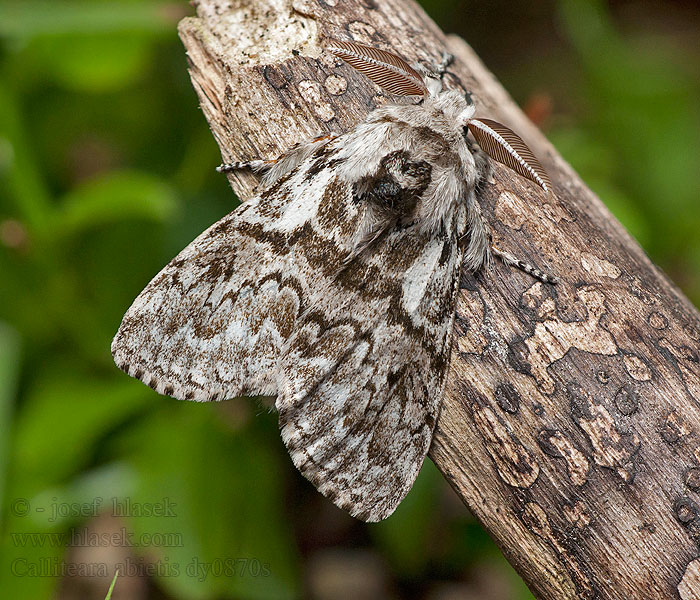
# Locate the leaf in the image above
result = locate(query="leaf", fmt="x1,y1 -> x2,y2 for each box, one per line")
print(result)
28,34 -> 156,92
0,81 -> 53,233
0,2 -> 182,91
371,460 -> 441,575
326,40 -> 428,97
0,1 -> 177,39
54,170 -> 178,239
0,463 -> 136,600
120,403 -> 300,600
468,118 -> 554,197
13,371 -> 151,485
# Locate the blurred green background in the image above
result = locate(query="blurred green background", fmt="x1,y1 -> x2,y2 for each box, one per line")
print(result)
1,0 -> 699,598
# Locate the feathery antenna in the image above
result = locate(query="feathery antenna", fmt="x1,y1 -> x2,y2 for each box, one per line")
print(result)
468,118 -> 554,198
326,40 -> 429,97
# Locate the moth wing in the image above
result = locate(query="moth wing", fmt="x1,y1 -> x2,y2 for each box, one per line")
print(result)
111,202 -> 291,401
112,146 -> 364,401
277,216 -> 464,522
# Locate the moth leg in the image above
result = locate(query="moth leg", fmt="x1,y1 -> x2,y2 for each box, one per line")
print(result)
491,244 -> 558,284
466,139 -> 557,283
216,159 -> 275,174
462,190 -> 492,273
216,132 -> 340,186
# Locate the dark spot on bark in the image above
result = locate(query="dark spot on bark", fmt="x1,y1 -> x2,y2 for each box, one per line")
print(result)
263,64 -> 292,89
568,384 -> 593,419
495,383 -> 520,414
639,521 -> 656,534
684,324 -> 700,341
616,416 -> 632,435
681,346 -> 698,362
685,467 -> 700,491
615,385 -> 639,415
675,497 -> 699,524
507,340 -> 533,378
660,414 -> 682,444
648,311 -> 668,329
537,429 -> 563,457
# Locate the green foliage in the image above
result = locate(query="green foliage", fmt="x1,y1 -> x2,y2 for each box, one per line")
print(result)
0,2 -> 299,598
0,323 -> 20,504
552,0 -> 700,298
0,1 -> 698,599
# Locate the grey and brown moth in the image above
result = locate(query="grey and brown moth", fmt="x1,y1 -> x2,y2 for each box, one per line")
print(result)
112,41 -> 556,522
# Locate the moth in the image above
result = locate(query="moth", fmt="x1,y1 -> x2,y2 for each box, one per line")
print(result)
112,40 -> 556,522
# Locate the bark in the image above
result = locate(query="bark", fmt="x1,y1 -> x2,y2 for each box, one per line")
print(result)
178,1 -> 700,598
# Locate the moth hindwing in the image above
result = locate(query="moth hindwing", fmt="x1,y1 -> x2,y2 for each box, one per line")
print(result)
112,41 -> 556,522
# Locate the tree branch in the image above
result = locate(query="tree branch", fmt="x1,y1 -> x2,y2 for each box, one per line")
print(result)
178,1 -> 700,598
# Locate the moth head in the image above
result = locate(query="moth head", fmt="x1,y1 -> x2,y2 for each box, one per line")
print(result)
466,117 -> 555,198
324,40 -> 554,199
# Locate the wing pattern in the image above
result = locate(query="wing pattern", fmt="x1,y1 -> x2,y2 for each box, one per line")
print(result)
278,217 -> 465,520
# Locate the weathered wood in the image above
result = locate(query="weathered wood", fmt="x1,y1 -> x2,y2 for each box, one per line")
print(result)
178,1 -> 700,598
